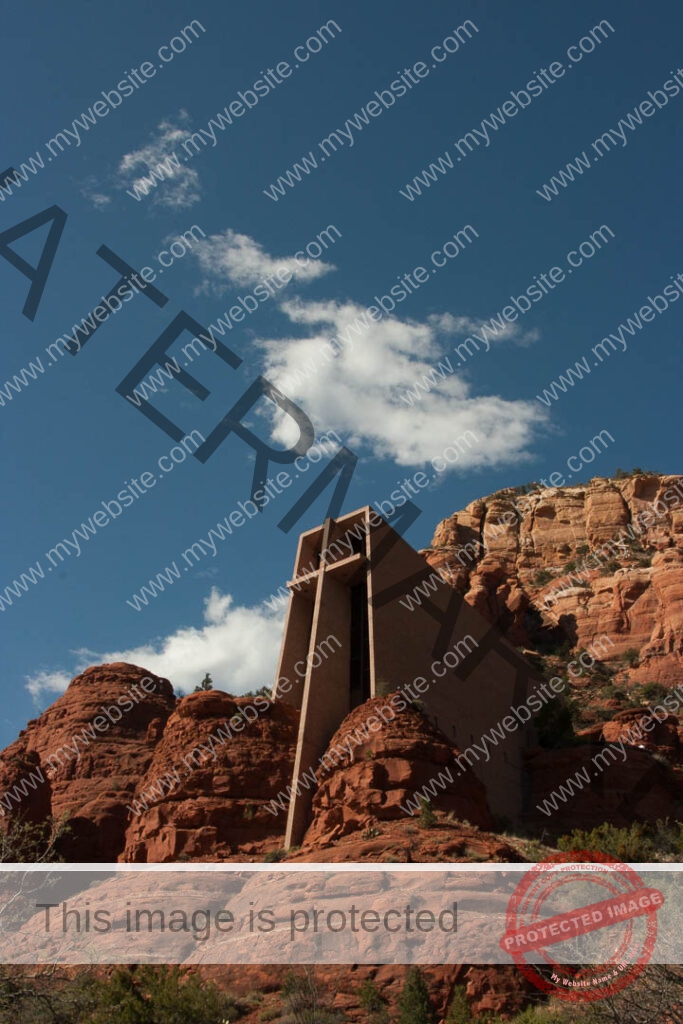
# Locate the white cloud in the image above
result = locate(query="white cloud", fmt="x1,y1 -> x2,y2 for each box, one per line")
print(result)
256,299 -> 546,468
26,670 -> 76,702
80,184 -> 112,210
26,589 -> 284,704
117,113 -> 201,208
431,313 -> 540,347
191,228 -> 335,291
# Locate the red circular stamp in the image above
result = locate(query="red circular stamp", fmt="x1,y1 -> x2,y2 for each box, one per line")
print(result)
500,850 -> 664,1002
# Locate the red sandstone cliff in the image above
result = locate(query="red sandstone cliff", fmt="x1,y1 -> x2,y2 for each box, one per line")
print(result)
124,689 -> 299,861
0,663 -> 175,860
301,695 -> 493,846
423,474 -> 683,685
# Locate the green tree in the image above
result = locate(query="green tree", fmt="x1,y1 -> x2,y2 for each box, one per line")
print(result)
0,814 -> 69,863
281,968 -> 342,1023
0,966 -> 97,1023
358,978 -> 390,1023
194,672 -> 213,693
89,965 -> 243,1023
534,696 -> 575,748
397,968 -> 435,1024
446,984 -> 471,1022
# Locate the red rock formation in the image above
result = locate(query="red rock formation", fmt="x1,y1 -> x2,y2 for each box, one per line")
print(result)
599,708 -> 681,760
201,963 -> 535,1021
302,695 -> 493,850
424,474 -> 683,685
289,816 -> 523,863
523,742 -> 683,833
2,475 -> 682,866
123,690 -> 299,861
4,476 -> 683,1017
0,663 -> 175,860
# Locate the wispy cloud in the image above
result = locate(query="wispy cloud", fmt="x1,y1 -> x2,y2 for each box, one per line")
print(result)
256,299 -> 546,468
117,112 -> 201,208
191,228 -> 335,291
80,179 -> 112,210
26,589 -> 284,704
431,313 -> 540,347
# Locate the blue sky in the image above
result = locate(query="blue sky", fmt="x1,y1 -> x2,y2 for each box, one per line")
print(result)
1,0 -> 681,745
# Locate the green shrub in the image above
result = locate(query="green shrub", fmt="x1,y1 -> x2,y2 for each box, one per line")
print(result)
640,682 -> 669,703
534,697 -> 575,748
590,659 -> 614,681
558,820 -> 683,861
593,707 -> 616,722
446,984 -> 471,1022
623,647 -> 640,667
417,796 -> 437,829
602,688 -> 626,704
359,978 -> 386,1013
241,685 -> 272,699
507,1008 -> 565,1023
540,636 -> 572,658
89,966 -> 247,1023
522,838 -> 546,862
397,968 -> 436,1024
362,826 -> 381,840
533,570 -> 553,586
358,978 -> 390,1022
0,966 -> 99,1022
0,814 -> 69,863
281,970 -> 342,1023
264,848 -> 286,863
